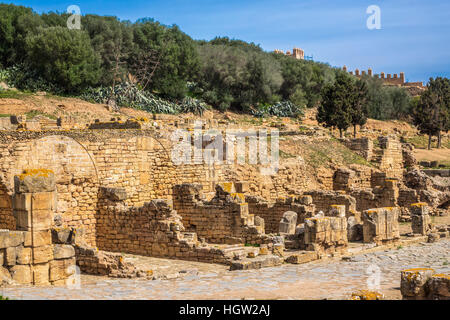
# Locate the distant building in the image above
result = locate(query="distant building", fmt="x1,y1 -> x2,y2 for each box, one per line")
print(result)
342,66 -> 424,88
274,47 -> 305,60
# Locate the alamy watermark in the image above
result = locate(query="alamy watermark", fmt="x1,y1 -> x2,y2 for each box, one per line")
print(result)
366,5 -> 381,30
366,263 -> 381,290
170,121 -> 279,175
67,5 -> 81,30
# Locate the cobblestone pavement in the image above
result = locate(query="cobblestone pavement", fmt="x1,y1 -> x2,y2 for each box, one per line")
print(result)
1,240 -> 449,300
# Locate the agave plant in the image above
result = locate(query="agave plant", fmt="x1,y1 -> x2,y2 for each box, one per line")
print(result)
180,96 -> 208,115
0,69 -> 9,83
80,82 -> 181,114
252,101 -> 304,118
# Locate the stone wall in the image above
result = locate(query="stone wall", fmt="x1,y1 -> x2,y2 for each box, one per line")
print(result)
342,138 -> 373,160
172,183 -> 272,244
303,190 -> 356,214
246,195 -> 315,234
349,179 -> 399,212
95,194 -> 231,265
0,130 -> 317,246
333,166 -> 381,191
343,136 -> 404,180
376,136 -> 404,180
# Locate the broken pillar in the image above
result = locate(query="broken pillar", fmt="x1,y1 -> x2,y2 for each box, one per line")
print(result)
410,203 -> 432,235
362,207 -> 400,244
304,216 -> 348,255
11,169 -> 75,285
279,211 -> 297,234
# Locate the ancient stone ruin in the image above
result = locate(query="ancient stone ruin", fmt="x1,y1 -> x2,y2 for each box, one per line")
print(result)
0,123 -> 448,300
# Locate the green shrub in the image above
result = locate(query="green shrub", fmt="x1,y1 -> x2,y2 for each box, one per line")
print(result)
252,101 -> 304,118
80,82 -> 181,114
180,96 -> 208,115
25,26 -> 101,93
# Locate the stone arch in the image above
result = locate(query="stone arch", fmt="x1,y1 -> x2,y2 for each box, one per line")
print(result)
5,135 -> 98,240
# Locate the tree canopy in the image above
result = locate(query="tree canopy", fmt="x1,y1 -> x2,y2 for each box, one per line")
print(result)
412,77 -> 450,149
317,72 -> 370,138
0,3 -> 429,119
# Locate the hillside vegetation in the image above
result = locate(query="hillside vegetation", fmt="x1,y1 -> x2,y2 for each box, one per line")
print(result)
0,3 -> 414,120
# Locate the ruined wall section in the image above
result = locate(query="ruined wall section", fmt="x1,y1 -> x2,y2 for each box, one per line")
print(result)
95,196 -> 230,264
246,195 -> 315,234
0,130 -> 321,245
303,190 -> 356,214
343,136 -> 404,180
172,183 -> 271,244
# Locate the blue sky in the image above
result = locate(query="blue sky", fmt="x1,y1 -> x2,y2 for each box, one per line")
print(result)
8,0 -> 450,83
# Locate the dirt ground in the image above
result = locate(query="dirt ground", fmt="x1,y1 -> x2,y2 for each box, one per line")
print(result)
413,148 -> 450,162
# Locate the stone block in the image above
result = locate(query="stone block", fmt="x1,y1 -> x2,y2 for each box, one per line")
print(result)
216,182 -> 235,193
32,245 -> 53,264
350,290 -> 384,300
329,204 -> 346,217
401,268 -> 435,300
31,192 -> 56,210
14,170 -> 56,194
304,216 -> 348,253
410,203 -> 429,216
272,243 -> 284,257
5,247 -> 16,266
285,251 -> 318,264
34,210 -> 53,231
10,264 -> 32,284
15,207 -> 53,231
32,263 -> 50,285
0,266 -> 12,285
235,182 -> 249,193
16,246 -> 32,265
53,244 -> 75,260
428,274 -> 450,300
51,228 -> 73,244
24,230 -> 52,247
12,193 -> 32,211
279,211 -> 297,234
362,207 -> 400,244
254,216 -> 265,234
49,258 -> 76,282
258,246 -> 269,255
0,230 -> 25,249
411,214 -> 431,235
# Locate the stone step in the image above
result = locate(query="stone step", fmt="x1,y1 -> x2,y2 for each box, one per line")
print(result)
230,254 -> 283,270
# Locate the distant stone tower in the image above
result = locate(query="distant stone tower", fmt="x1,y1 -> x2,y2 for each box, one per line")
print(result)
292,47 -> 304,60
273,47 -> 305,60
